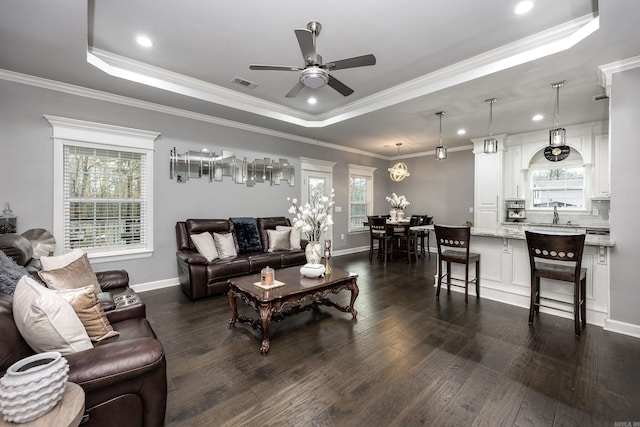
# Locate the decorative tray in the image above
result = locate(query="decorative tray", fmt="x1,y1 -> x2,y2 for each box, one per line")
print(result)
252,280 -> 286,290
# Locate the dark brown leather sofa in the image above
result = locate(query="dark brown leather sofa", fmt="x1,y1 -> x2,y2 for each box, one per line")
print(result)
0,234 -> 167,427
175,217 -> 307,300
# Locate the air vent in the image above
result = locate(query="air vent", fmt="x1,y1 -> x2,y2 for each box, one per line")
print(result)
593,94 -> 609,102
232,77 -> 257,89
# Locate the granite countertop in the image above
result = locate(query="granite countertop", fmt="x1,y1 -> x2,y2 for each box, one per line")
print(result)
501,222 -> 610,230
472,228 -> 614,247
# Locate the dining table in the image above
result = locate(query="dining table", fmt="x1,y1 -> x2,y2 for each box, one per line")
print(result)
363,219 -> 434,258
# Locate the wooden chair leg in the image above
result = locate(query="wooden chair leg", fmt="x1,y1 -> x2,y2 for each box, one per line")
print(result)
464,263 -> 469,304
529,274 -> 536,324
574,279 -> 581,336
581,277 -> 587,328
446,261 -> 451,293
436,259 -> 442,298
476,259 -> 480,299
369,239 -> 374,263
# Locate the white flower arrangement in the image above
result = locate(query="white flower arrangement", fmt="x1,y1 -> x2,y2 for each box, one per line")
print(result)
287,189 -> 335,241
386,193 -> 410,210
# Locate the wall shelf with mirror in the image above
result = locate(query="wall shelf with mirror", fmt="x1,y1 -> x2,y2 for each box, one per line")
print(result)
169,147 -> 295,187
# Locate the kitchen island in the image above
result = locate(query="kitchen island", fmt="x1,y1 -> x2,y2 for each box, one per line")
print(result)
440,227 -> 614,327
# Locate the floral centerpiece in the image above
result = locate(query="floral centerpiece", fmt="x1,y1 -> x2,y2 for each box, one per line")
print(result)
287,189 -> 335,263
386,193 -> 410,220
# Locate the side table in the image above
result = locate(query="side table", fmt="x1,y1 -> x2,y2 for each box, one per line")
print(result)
0,382 -> 85,427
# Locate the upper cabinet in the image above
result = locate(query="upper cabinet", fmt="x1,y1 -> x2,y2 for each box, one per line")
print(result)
593,134 -> 610,197
504,142 -> 522,199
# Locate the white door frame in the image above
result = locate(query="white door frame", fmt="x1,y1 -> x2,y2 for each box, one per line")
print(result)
300,157 -> 336,245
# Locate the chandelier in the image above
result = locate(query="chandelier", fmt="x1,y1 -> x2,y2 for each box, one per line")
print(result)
388,143 -> 410,182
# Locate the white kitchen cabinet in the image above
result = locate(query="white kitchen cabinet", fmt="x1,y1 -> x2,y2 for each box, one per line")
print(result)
594,134 -> 610,197
473,137 -> 504,231
504,144 -> 523,198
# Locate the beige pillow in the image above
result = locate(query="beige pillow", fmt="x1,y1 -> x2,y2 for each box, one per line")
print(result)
190,232 -> 218,262
12,276 -> 93,354
38,253 -> 102,294
267,229 -> 291,252
213,232 -> 237,259
276,225 -> 302,250
56,286 -> 119,342
40,248 -> 85,271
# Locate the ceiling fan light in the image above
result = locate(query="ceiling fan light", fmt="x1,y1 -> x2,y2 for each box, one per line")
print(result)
549,128 -> 566,147
484,138 -> 498,154
301,68 -> 329,88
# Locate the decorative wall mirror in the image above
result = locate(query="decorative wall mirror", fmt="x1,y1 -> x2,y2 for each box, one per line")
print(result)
170,148 -> 294,186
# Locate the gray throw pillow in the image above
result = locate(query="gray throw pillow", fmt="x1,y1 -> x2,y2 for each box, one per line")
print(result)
213,232 -> 238,259
0,250 -> 28,295
267,229 -> 291,252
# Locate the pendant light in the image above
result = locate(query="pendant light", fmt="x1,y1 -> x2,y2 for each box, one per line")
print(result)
388,142 -> 410,182
549,80 -> 566,147
435,111 -> 447,160
484,98 -> 498,154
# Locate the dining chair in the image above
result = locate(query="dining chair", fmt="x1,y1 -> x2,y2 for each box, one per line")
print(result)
434,225 -> 480,304
412,215 -> 433,257
368,216 -> 394,264
396,216 -> 420,263
525,231 -> 587,336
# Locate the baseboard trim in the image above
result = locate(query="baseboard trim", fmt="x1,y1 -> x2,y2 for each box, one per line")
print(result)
131,277 -> 180,293
604,318 -> 640,338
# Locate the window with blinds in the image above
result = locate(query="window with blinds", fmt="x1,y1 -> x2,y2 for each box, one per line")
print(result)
63,145 -> 147,252
348,164 -> 376,232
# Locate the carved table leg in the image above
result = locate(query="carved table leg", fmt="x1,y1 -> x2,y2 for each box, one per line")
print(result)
258,304 -> 273,355
228,289 -> 238,325
348,280 -> 359,319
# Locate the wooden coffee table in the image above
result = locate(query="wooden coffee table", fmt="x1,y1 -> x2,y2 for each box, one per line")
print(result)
228,266 -> 359,355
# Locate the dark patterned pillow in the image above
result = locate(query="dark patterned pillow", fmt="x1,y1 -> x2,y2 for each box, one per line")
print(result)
230,217 -> 262,254
0,250 -> 28,295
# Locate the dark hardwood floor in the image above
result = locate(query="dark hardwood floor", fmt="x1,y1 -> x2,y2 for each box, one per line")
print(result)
142,253 -> 640,426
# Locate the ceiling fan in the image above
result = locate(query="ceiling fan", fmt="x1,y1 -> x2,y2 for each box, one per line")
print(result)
249,21 -> 376,98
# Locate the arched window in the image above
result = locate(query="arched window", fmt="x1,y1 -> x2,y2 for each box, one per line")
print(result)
528,148 -> 585,209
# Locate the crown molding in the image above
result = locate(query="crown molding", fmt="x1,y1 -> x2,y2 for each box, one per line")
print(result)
86,14 -> 599,129
598,55 -> 640,95
0,68 -> 388,160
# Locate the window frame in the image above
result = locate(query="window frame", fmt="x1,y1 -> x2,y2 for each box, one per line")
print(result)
526,150 -> 586,212
46,115 -> 159,263
348,164 -> 376,233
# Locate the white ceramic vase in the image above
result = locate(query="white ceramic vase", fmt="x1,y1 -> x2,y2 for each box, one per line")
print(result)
389,209 -> 397,222
0,352 -> 69,423
396,210 -> 405,221
305,241 -> 323,264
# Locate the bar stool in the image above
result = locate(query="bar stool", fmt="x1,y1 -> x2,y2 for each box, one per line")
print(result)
434,225 -> 480,304
525,231 -> 587,336
396,216 -> 420,263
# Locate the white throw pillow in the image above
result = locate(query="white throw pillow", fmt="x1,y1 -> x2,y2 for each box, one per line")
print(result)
267,229 -> 291,252
213,232 -> 238,259
12,276 -> 93,354
40,248 -> 85,271
276,225 -> 302,250
190,232 -> 219,262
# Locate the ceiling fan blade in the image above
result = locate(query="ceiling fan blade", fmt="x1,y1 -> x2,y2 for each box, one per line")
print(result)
327,75 -> 354,96
285,81 -> 305,98
323,54 -> 377,71
294,29 -> 316,64
249,64 -> 301,71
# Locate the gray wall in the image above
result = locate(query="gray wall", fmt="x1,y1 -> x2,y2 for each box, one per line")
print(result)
387,151 -> 475,226
609,67 -> 640,328
1,79 -> 471,287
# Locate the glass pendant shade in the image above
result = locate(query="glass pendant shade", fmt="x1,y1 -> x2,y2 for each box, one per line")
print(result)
484,137 -> 498,153
388,143 -> 410,181
549,81 -> 566,147
549,127 -> 566,147
483,98 -> 498,154
435,111 -> 447,160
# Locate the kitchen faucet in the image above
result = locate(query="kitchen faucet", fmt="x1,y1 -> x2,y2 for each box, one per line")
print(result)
553,206 -> 559,224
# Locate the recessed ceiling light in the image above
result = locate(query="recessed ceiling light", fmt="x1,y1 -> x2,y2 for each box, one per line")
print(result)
136,35 -> 153,48
514,1 -> 534,15
457,129 -> 466,135
308,97 -> 317,105
532,114 -> 544,121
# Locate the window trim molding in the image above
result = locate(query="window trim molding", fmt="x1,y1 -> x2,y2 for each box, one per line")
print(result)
348,164 -> 377,233
45,115 -> 160,262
